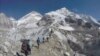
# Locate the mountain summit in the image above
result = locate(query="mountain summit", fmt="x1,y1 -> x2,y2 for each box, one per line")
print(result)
0,13 -> 14,29
17,11 -> 42,26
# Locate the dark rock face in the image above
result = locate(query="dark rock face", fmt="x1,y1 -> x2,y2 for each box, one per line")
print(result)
84,22 -> 92,28
65,18 -> 76,23
38,15 -> 54,26
77,19 -> 83,26
98,20 -> 100,23
67,40 -> 84,54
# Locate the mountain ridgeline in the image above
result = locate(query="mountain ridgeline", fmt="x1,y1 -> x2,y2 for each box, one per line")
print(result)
0,7 -> 100,56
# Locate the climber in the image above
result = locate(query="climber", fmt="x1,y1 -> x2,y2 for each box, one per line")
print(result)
49,29 -> 53,37
46,36 -> 49,42
43,37 -> 45,43
21,39 -> 31,56
98,30 -> 100,37
37,37 -> 40,49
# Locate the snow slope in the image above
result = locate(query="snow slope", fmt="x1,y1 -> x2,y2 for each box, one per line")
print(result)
58,25 -> 75,31
0,13 -> 13,29
17,11 -> 42,26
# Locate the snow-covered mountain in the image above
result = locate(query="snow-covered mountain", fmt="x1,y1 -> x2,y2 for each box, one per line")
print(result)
17,11 -> 42,27
0,13 -> 14,29
0,7 -> 100,56
45,7 -> 100,27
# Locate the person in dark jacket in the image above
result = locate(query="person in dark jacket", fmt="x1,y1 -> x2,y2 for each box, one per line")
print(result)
46,37 -> 49,42
21,39 -> 31,56
43,37 -> 45,43
37,37 -> 40,49
49,29 -> 53,37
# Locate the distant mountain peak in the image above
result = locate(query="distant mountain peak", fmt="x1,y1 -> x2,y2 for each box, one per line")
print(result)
0,13 -> 6,16
46,7 -> 72,18
17,11 -> 43,26
0,13 -> 7,18
56,7 -> 72,16
56,7 -> 69,12
19,11 -> 42,20
29,11 -> 42,15
0,13 -> 14,28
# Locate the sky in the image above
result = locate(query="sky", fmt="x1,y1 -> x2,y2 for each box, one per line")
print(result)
0,0 -> 100,20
